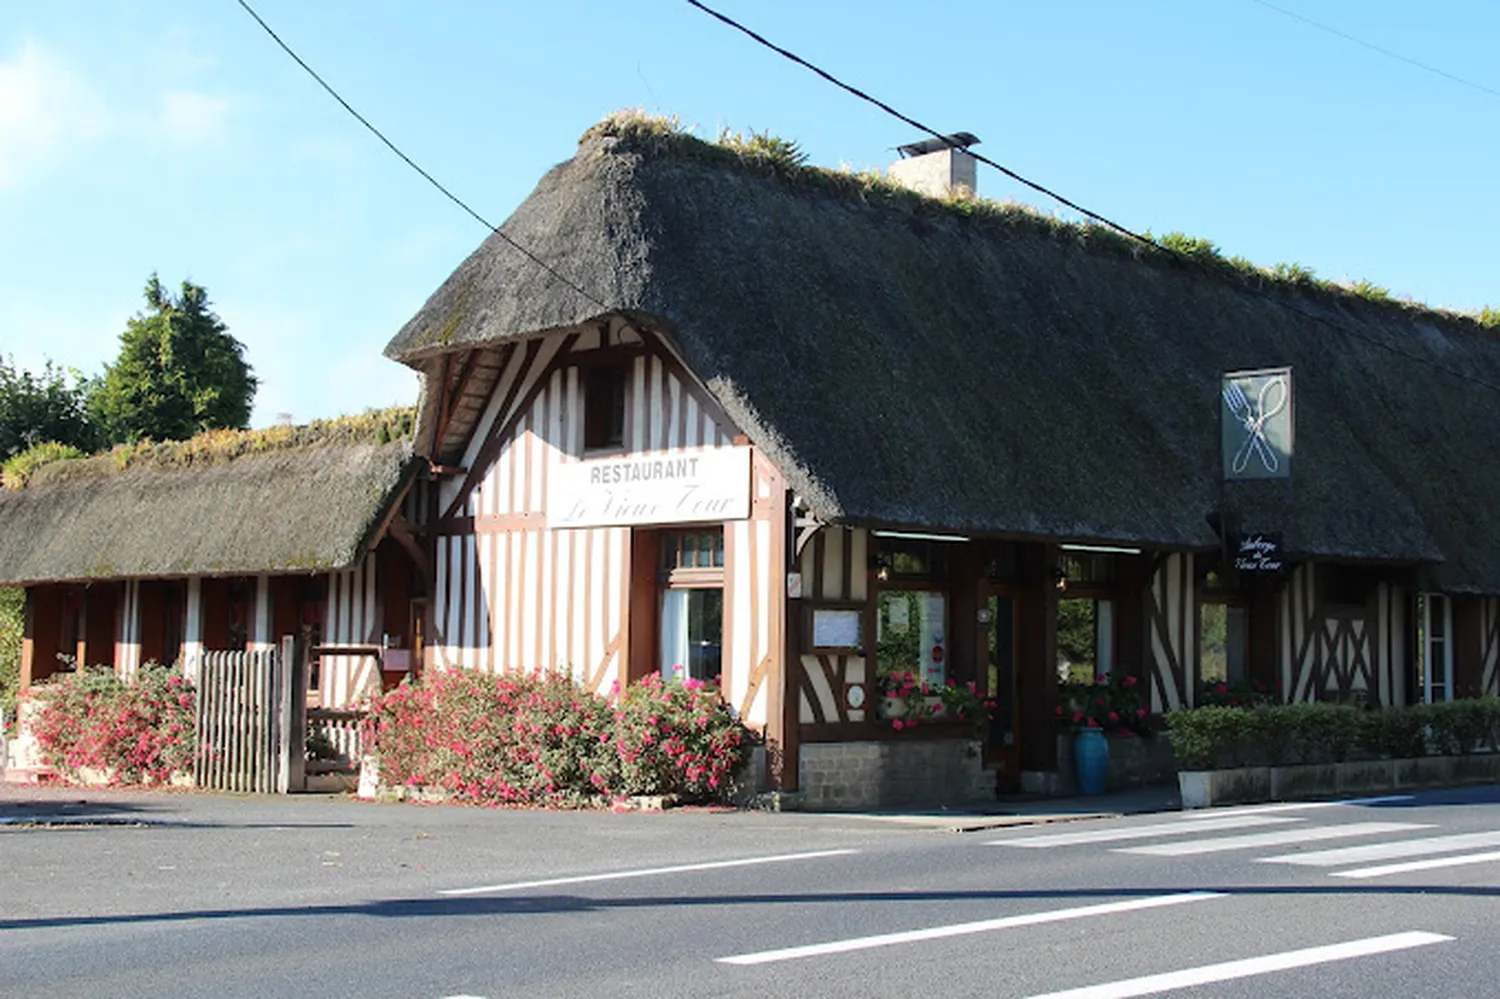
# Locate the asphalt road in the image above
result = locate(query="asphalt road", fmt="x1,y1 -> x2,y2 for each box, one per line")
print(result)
5,785 -> 1500,998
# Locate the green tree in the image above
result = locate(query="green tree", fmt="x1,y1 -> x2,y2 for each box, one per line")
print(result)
0,588 -> 21,727
0,357 -> 97,461
91,275 -> 256,443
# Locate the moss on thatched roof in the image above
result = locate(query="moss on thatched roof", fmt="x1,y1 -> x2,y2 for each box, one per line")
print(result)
0,409 -> 417,585
386,113 -> 1500,592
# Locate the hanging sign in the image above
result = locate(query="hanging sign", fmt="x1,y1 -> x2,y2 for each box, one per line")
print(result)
549,446 -> 751,528
1221,368 -> 1293,480
1234,532 -> 1285,574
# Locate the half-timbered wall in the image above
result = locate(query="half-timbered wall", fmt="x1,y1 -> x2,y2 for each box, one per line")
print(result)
726,454 -> 782,728
1483,599 -> 1500,696
427,324 -> 753,704
796,526 -> 870,725
1147,553 -> 1194,712
321,559 -> 381,708
1279,564 -> 1403,705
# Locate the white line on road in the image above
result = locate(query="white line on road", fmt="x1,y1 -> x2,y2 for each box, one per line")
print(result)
439,848 -> 859,896
1118,821 -> 1431,857
989,814 -> 1303,848
1260,830 -> 1500,867
1019,931 -> 1454,999
1333,849 -> 1500,879
1185,794 -> 1414,816
715,892 -> 1223,966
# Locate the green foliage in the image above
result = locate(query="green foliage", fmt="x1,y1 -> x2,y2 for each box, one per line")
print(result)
717,127 -> 809,172
1166,706 -> 1251,769
1360,704 -> 1428,759
28,664 -> 196,783
1479,306 -> 1500,329
0,356 -> 97,461
1284,701 -> 1364,763
1349,279 -> 1391,302
1426,698 -> 1495,755
1157,231 -> 1221,262
2,440 -> 86,490
90,274 -> 257,445
0,588 -> 20,728
1272,262 -> 1318,285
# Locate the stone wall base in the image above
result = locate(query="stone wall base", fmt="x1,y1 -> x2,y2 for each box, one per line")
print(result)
797,738 -> 993,811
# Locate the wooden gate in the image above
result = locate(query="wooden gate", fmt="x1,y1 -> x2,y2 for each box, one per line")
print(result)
194,636 -> 306,793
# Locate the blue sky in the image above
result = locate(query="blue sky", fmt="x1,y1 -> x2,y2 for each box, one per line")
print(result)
1,1 -> 1495,427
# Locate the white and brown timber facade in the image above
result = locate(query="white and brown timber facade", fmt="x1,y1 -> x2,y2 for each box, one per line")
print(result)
9,118 -> 1500,804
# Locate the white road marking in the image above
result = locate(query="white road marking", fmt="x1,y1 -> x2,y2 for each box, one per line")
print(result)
1118,821 -> 1431,857
1333,849 -> 1500,879
989,814 -> 1302,848
439,848 -> 859,896
1019,931 -> 1453,999
1187,794 -> 1414,816
1260,830 -> 1500,867
715,892 -> 1223,966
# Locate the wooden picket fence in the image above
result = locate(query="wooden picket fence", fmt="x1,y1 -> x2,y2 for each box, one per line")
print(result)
193,636 -> 305,793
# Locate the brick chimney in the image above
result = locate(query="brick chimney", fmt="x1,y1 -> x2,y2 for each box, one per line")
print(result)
887,132 -> 980,198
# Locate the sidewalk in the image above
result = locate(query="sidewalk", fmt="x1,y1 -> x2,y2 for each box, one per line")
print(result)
0,776 -> 1183,831
841,783 -> 1183,832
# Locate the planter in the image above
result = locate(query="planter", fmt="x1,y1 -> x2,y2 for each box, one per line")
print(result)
1180,752 -> 1500,809
1074,728 -> 1109,796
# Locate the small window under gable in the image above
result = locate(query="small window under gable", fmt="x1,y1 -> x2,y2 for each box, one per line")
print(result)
583,363 -> 628,451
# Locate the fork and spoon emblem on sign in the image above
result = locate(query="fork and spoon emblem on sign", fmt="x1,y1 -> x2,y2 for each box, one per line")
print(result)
1222,376 -> 1288,475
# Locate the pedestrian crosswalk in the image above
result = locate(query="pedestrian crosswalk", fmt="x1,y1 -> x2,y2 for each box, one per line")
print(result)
988,803 -> 1500,880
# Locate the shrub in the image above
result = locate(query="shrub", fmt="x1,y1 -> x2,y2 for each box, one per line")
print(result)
29,664 -> 196,783
1361,706 -> 1429,759
362,668 -> 753,807
0,587 -> 20,729
1198,678 -> 1277,709
1427,699 -> 1491,756
613,674 -> 750,800
1284,702 -> 1364,763
1165,707 -> 1250,769
1248,703 -> 1297,765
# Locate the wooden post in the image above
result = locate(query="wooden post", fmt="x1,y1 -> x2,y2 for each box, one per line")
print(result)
279,634 -> 306,793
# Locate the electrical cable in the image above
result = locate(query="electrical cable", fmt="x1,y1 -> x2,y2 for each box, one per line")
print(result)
684,0 -> 1500,398
234,0 -> 611,314
1249,0 -> 1500,102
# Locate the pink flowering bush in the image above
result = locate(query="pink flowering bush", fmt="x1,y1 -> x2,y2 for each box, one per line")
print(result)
1056,672 -> 1155,735
362,668 -> 752,807
30,664 -> 196,784
612,674 -> 748,800
878,668 -> 997,736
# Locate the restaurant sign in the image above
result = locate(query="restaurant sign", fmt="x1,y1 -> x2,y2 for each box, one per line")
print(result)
549,446 -> 751,528
1234,532 -> 1285,574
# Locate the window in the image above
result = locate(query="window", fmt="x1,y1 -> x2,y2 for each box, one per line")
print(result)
876,589 -> 948,694
872,537 -> 949,580
583,364 -> 628,451
659,529 -> 724,683
1416,593 -> 1452,703
1057,597 -> 1113,683
1199,601 -> 1248,685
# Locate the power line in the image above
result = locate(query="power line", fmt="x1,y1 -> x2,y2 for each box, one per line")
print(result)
682,0 -> 1162,254
684,0 -> 1500,398
1249,0 -> 1500,102
233,0 -> 610,314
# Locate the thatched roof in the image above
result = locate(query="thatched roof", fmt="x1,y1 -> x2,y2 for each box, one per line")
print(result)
0,416 -> 417,585
388,118 -> 1500,593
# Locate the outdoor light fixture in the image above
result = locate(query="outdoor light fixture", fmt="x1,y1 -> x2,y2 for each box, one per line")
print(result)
1054,566 -> 1069,592
871,551 -> 894,582
1060,543 -> 1143,556
871,530 -> 970,543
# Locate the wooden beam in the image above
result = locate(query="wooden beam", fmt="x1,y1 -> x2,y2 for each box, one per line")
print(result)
441,333 -> 579,521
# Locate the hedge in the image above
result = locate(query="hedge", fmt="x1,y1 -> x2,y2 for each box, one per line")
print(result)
1166,697 -> 1500,771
